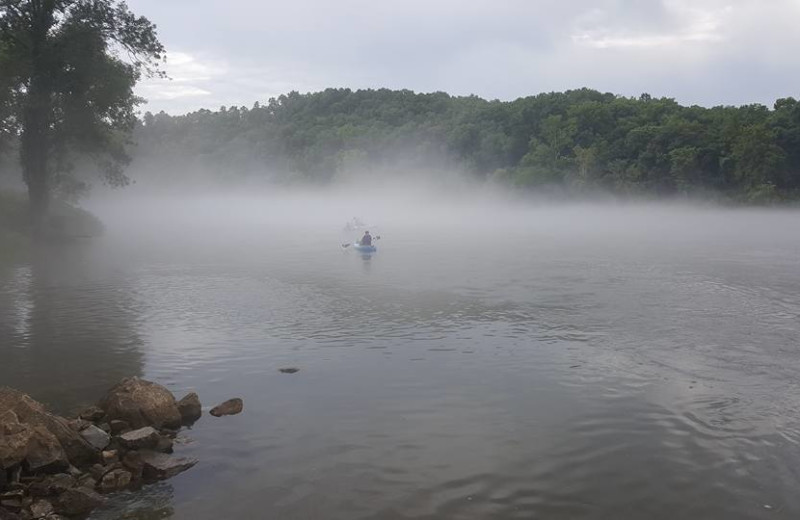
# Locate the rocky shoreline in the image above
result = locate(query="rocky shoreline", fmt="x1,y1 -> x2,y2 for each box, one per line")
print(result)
0,377 -> 234,519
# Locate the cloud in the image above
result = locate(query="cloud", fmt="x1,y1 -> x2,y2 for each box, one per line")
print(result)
572,3 -> 730,49
128,0 -> 800,113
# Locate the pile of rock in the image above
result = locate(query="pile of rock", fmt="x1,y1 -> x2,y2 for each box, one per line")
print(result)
0,378 -> 203,519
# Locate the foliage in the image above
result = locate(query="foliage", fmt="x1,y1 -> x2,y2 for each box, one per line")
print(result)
131,88 -> 800,202
0,0 -> 164,225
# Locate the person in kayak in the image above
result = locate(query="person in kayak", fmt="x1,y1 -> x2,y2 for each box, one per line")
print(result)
359,231 -> 373,246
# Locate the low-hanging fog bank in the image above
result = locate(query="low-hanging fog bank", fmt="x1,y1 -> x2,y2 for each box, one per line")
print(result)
84,171 -> 800,266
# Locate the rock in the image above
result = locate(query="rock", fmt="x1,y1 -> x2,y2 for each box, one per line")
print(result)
76,474 -> 96,490
27,473 -> 77,498
0,508 -> 20,520
79,425 -> 110,451
78,407 -> 105,423
44,474 -> 76,494
28,499 -> 53,518
8,466 -> 21,485
176,393 -> 202,425
24,426 -> 68,473
0,411 -> 32,469
101,450 -> 118,465
209,398 -> 243,417
159,427 -> 178,439
97,423 -> 111,434
108,420 -> 130,436
53,487 -> 103,517
117,427 -> 159,450
97,469 -> 132,493
0,499 -> 21,512
0,388 -> 97,467
121,451 -> 143,480
98,378 -> 181,430
279,367 -> 300,374
139,451 -> 197,481
154,436 -> 173,454
87,464 -> 105,481
66,419 -> 90,433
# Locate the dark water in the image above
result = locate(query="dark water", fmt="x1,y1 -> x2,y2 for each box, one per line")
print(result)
2,196 -> 800,519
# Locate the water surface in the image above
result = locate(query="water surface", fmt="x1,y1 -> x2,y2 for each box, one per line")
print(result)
2,197 -> 799,519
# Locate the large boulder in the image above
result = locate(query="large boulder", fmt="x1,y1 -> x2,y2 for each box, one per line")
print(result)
24,426 -> 69,473
0,411 -> 31,469
98,378 -> 181,430
0,389 -> 97,468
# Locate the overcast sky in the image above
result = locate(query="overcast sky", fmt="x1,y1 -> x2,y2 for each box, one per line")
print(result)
128,0 -> 800,114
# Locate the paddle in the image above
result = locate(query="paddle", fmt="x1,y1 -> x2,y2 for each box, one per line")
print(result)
341,235 -> 381,248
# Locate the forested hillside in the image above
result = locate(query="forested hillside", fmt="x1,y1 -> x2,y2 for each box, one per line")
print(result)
129,88 -> 800,201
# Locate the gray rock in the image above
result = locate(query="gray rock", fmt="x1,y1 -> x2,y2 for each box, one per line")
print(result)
139,451 -> 198,481
176,393 -> 202,425
97,468 -> 132,493
98,378 -> 181,430
79,425 -> 110,451
54,487 -> 103,517
117,427 -> 159,450
209,398 -> 243,417
29,499 -> 53,519
78,407 -> 105,423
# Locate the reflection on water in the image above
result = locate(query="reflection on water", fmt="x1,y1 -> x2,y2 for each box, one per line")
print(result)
0,241 -> 144,414
2,200 -> 800,519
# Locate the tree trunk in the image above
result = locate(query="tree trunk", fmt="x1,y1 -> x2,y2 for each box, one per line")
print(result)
20,3 -> 56,238
21,94 -> 50,237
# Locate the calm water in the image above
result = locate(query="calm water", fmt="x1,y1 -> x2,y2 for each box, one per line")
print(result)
2,196 -> 800,519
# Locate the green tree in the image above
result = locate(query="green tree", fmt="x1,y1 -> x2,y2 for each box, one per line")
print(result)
0,0 -> 164,233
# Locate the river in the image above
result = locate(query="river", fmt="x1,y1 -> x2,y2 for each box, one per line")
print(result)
1,193 -> 799,519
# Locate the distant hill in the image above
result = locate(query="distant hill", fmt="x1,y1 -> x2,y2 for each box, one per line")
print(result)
129,88 -> 800,202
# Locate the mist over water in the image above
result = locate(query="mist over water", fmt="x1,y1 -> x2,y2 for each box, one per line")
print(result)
3,178 -> 800,519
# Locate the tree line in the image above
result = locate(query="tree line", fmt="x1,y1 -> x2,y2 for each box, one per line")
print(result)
133,88 -> 800,202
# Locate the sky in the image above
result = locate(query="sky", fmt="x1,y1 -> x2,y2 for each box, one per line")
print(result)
128,0 -> 800,114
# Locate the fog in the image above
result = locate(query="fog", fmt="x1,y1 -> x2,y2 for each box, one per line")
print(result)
6,172 -> 800,519
84,173 -> 800,266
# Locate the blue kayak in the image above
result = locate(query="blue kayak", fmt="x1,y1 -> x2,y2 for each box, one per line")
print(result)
353,244 -> 376,253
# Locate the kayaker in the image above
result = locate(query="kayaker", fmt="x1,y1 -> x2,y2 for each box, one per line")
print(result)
359,231 -> 372,246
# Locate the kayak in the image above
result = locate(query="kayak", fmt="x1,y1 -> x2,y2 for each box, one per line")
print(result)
353,243 -> 376,253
